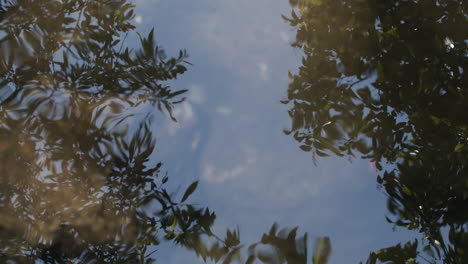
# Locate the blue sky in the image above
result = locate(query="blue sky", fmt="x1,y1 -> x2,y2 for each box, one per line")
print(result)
129,0 -> 418,262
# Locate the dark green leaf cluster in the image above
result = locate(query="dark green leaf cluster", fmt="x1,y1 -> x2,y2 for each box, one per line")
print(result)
0,1 -> 334,263
246,224 -> 308,264
0,0 -> 206,262
362,240 -> 420,264
283,0 -> 467,263
0,0 -> 189,119
188,223 -> 330,264
193,228 -> 242,264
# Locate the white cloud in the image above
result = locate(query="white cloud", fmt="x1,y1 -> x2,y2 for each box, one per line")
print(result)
191,132 -> 201,150
189,85 -> 206,104
189,0 -> 293,80
134,15 -> 143,24
202,149 -> 257,184
216,106 -> 232,116
166,102 -> 196,135
174,101 -> 194,122
279,31 -> 290,42
258,62 -> 269,81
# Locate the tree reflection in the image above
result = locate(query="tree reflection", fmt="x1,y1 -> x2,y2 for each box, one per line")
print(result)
0,0 -> 219,262
284,0 -> 467,263
190,224 -> 330,264
0,1 -> 327,263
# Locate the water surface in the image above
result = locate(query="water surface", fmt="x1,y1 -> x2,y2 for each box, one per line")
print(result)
0,0 -> 466,263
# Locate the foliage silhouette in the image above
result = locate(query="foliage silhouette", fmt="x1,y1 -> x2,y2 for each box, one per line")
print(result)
191,223 -> 331,264
0,1 -> 332,263
0,0 -> 220,262
0,0 -> 420,263
283,0 -> 467,263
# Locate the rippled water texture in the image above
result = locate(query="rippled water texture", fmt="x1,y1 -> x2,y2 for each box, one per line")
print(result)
0,0 -> 467,263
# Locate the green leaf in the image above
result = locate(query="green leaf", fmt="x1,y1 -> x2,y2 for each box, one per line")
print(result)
313,237 -> 332,264
181,181 -> 198,203
300,145 -> 312,151
306,0 -> 322,6
401,186 -> 412,196
317,136 -> 343,156
454,144 -> 464,152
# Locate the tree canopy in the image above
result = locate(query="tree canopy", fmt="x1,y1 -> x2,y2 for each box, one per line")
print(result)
0,0 -> 217,262
0,1 -> 329,263
283,0 -> 467,263
3,0 -> 466,263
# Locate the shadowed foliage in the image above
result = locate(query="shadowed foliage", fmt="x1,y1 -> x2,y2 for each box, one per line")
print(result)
0,1 -> 330,263
283,0 -> 467,263
7,0 -> 463,262
0,0 -> 220,262
190,223 -> 330,264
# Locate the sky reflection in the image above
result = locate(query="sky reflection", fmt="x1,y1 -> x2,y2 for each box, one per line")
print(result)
134,0 -> 417,262
1,0 -> 461,262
